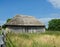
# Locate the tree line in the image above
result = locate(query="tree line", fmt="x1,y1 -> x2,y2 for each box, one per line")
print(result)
48,19 -> 60,31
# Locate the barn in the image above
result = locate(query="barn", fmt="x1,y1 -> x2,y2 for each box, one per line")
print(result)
5,15 -> 45,33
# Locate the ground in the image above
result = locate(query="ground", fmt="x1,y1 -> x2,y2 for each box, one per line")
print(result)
6,31 -> 60,47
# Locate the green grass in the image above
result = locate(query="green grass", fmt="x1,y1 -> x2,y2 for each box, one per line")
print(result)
42,31 -> 60,35
6,31 -> 60,47
0,30 -> 2,35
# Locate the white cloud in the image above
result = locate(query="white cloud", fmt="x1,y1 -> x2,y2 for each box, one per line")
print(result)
38,18 -> 60,28
48,0 -> 60,9
38,18 -> 53,28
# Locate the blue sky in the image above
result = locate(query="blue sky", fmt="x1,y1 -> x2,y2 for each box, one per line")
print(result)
0,0 -> 60,27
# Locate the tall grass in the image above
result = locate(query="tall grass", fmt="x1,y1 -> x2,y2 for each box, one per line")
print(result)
6,31 -> 60,47
0,30 -> 2,35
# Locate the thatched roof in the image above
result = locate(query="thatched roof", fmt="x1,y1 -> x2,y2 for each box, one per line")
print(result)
5,15 -> 45,26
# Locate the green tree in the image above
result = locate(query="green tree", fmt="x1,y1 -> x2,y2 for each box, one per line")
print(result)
2,18 -> 11,29
48,19 -> 60,31
6,19 -> 11,23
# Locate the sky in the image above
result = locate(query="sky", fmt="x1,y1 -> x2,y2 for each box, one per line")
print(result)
0,0 -> 60,27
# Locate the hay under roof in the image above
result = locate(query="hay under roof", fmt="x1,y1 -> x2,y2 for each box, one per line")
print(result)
5,15 -> 45,26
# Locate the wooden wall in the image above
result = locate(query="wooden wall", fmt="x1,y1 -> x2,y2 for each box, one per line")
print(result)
6,26 -> 45,33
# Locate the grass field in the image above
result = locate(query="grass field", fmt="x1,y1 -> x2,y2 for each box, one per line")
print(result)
6,31 -> 60,47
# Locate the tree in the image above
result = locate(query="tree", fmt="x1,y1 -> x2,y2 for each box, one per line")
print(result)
2,18 -> 11,29
2,24 -> 6,29
48,19 -> 60,31
6,18 -> 11,23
